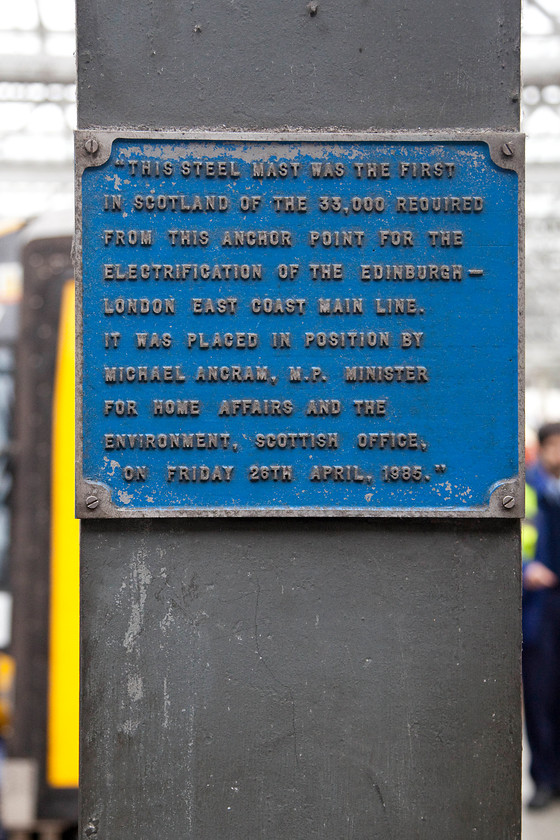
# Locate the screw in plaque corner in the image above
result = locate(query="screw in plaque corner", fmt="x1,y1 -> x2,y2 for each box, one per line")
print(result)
84,137 -> 99,155
85,495 -> 99,510
501,143 -> 513,157
502,495 -> 515,509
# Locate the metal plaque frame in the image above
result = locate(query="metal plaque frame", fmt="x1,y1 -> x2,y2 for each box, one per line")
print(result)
75,130 -> 523,518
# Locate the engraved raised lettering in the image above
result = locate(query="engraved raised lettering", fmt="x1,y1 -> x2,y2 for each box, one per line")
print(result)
81,139 -> 515,514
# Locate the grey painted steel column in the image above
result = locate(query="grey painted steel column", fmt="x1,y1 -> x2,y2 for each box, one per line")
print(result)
77,2 -> 521,838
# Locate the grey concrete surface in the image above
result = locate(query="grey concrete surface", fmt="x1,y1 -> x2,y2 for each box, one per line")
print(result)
80,520 -> 521,840
77,0 -> 522,837
77,0 -> 520,131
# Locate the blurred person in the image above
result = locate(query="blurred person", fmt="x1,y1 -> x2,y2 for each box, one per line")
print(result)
523,422 -> 560,809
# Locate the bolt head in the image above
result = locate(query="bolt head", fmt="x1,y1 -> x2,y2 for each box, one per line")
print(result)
501,142 -> 513,157
502,495 -> 515,509
84,138 -> 99,154
86,495 -> 99,510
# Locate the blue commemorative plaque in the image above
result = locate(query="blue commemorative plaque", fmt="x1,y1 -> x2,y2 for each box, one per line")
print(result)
76,132 -> 521,517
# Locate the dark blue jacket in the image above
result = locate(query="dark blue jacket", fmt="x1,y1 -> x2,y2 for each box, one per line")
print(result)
529,461 -> 560,576
523,462 -> 560,644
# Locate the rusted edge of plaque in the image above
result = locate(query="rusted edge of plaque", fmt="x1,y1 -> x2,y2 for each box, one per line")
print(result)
74,130 -> 524,519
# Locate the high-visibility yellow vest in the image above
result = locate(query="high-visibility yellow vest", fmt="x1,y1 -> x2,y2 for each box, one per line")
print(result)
522,483 -> 538,563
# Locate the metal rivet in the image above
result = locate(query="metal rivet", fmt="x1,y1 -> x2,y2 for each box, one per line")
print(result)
84,820 -> 98,837
86,495 -> 99,510
307,2 -> 319,15
84,138 -> 99,154
193,24 -> 202,32
502,495 -> 515,509
501,143 -> 513,157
